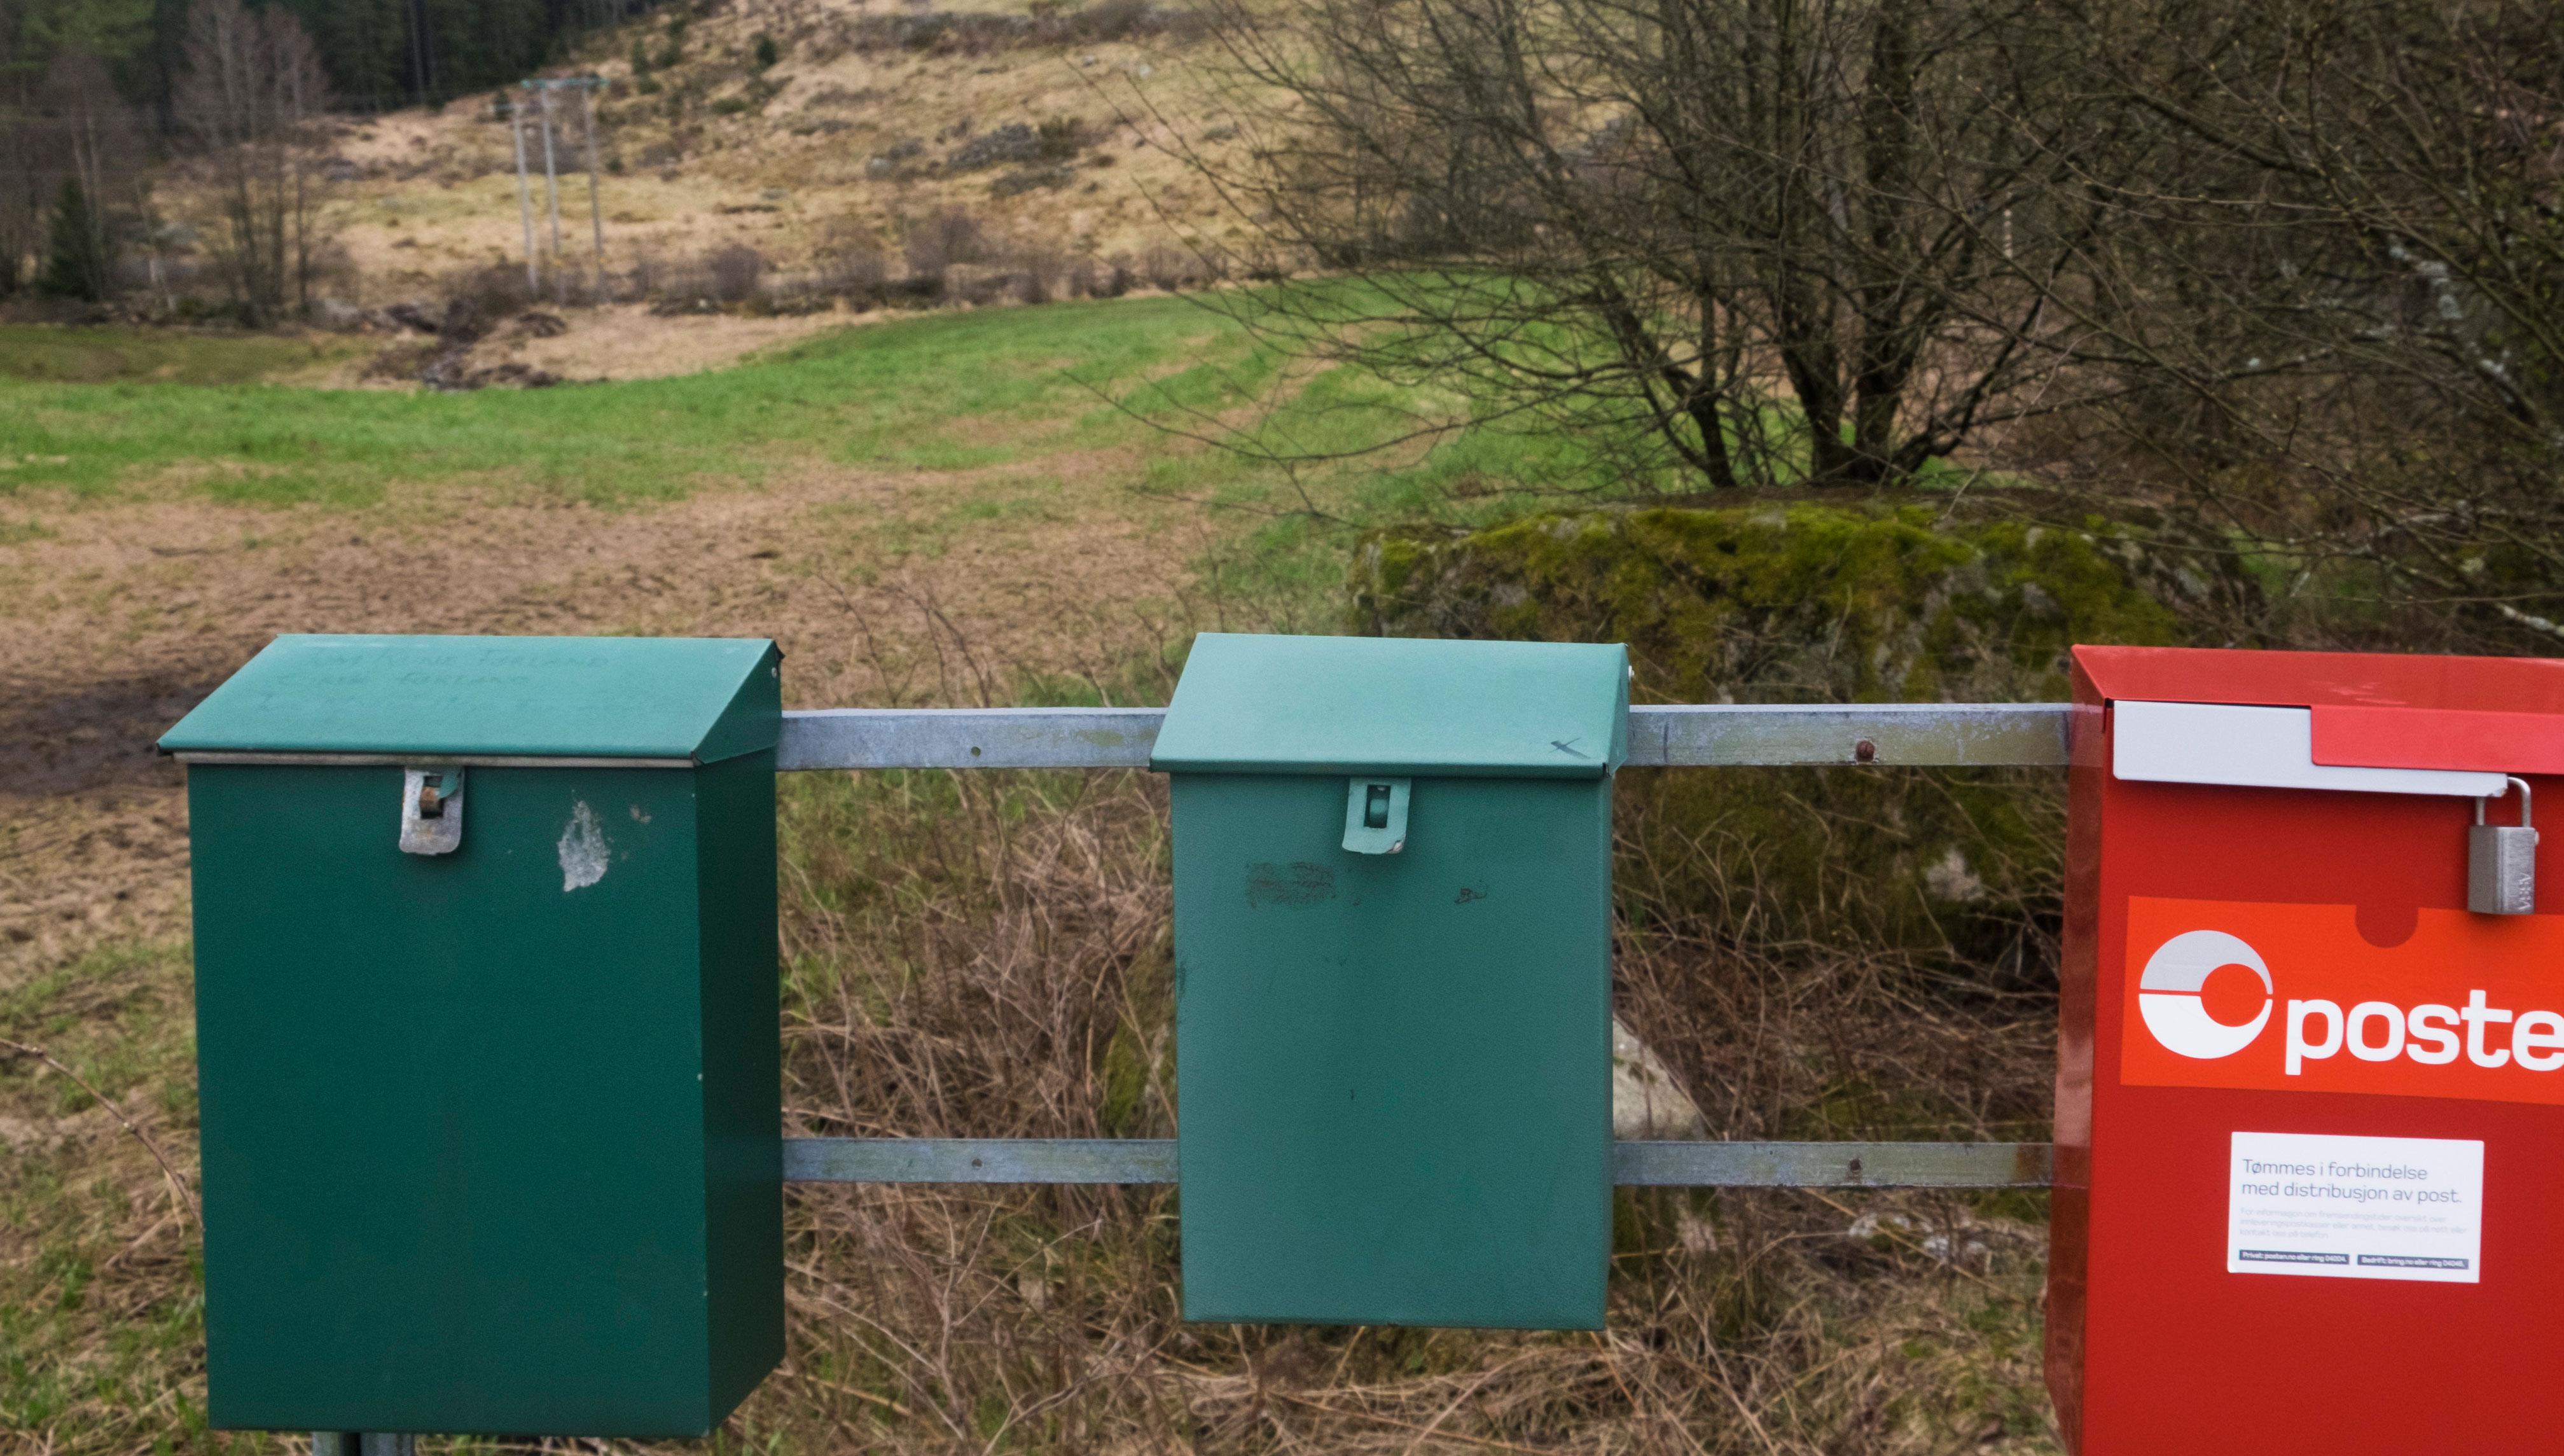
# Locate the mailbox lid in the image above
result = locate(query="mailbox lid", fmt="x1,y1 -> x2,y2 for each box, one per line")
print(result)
2076,642 -> 2564,777
1150,632 -> 1629,779
158,634 -> 780,763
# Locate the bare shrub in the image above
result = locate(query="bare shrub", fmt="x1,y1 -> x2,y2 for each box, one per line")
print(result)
1071,0 -> 1154,43
1097,251 -> 1134,298
1034,114 -> 1085,160
439,261 -> 532,321
705,242 -> 768,303
814,218 -> 890,304
899,206 -> 992,296
1139,242 -> 1204,293
1010,240 -> 1065,304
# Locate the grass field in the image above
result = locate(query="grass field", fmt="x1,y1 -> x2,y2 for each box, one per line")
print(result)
0,299 -> 2061,1456
3,298 -> 1543,510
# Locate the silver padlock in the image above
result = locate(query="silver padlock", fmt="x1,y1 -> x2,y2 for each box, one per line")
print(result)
2469,776 -> 2536,915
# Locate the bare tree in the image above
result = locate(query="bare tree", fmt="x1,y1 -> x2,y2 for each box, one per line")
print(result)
32,50 -> 141,298
2037,0 -> 2564,649
0,45 -> 42,296
1177,0 -> 2156,489
174,0 -> 333,323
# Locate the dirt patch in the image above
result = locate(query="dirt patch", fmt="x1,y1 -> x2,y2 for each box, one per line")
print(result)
489,302 -> 868,379
310,303 -> 875,389
0,465 -> 1191,985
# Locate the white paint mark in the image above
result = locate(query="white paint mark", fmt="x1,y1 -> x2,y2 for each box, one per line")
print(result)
558,801 -> 609,892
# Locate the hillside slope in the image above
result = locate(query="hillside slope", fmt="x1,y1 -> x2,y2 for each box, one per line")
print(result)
317,0 -> 1261,305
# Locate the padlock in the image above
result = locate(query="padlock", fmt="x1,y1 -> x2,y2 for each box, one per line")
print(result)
2468,775 -> 2537,915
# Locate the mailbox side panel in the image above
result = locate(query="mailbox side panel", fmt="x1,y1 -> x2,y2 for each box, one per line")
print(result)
2074,752 -> 2564,1452
189,764 -> 717,1435
1173,773 -> 1612,1329
693,749 -> 784,1423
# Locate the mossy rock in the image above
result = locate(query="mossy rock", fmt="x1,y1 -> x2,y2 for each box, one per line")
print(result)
1347,504 -> 2253,967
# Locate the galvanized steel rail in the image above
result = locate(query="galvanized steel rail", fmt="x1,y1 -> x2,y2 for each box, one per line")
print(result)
775,702 -> 2070,1190
783,1137 -> 2053,1189
775,702 -> 2073,771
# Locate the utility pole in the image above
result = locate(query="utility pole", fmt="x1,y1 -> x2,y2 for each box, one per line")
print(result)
539,85 -> 564,302
515,76 -> 609,304
511,96 -> 537,295
582,87 -> 606,300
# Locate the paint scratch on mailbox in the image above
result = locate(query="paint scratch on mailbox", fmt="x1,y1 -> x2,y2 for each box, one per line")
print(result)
558,802 -> 609,892
1245,861 -> 1334,907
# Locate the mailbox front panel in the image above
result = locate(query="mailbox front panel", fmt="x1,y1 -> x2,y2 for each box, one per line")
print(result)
188,758 -> 780,1435
1172,773 -> 1612,1329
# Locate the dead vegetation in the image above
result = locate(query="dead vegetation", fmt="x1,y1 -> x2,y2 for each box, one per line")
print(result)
728,619 -> 2059,1452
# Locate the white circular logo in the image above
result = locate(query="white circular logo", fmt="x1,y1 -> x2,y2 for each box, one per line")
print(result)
2138,929 -> 2272,1059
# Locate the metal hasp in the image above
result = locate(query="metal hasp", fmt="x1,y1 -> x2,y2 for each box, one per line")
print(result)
396,766 -> 464,854
2470,777 -> 2538,915
1341,775 -> 1410,853
2054,646 -> 2564,1455
160,635 -> 786,1438
1152,633 -> 1630,1329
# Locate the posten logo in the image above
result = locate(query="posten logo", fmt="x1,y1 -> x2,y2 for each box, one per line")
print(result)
2122,896 -> 2564,1106
2137,929 -> 2271,1060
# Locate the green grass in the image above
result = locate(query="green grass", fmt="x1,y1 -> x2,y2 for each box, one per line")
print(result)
0,296 -> 1621,509
0,295 -> 1635,620
0,325 -> 367,387
0,300 -> 1308,506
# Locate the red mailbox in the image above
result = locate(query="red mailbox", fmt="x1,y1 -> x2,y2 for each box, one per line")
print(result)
2049,646 -> 2564,1453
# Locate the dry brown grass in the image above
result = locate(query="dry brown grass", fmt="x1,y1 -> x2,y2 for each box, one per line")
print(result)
302,0 -> 1260,314
613,599 -> 2065,1456
679,730 -> 2064,1455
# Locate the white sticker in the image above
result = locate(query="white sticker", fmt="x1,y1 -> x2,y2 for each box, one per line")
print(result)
2228,1131 -> 2482,1283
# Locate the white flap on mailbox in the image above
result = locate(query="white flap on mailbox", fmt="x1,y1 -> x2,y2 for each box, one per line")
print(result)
2114,700 -> 2507,798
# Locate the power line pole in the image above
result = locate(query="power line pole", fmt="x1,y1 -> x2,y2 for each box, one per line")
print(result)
511,96 -> 537,295
516,76 -> 610,305
583,87 -> 606,301
538,85 -> 564,302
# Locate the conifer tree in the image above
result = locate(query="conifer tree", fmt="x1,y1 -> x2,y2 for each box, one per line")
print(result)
37,176 -> 111,299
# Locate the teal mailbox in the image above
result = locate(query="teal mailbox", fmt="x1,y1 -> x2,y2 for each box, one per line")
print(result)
161,635 -> 784,1436
1153,632 -> 1628,1328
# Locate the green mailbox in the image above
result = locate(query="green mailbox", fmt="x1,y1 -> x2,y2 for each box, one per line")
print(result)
1153,632 -> 1629,1329
160,634 -> 785,1437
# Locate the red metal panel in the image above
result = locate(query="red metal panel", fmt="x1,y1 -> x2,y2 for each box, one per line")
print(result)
2310,704 -> 2564,775
2049,646 -> 2564,1453
2074,644 -> 2564,714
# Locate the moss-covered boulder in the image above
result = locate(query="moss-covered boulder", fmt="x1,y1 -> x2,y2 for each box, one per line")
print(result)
1347,504 -> 2252,968
1350,504 -> 2232,703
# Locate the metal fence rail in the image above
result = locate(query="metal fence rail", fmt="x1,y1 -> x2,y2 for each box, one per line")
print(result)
773,702 -> 2073,1191
782,1137 -> 2053,1188
775,702 -> 2075,771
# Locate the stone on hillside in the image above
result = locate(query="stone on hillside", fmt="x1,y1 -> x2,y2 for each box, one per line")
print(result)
948,121 -> 1041,171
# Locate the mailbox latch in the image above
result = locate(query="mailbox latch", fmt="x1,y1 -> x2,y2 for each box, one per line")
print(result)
399,766 -> 466,856
1342,777 -> 1411,855
2469,776 -> 2535,915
